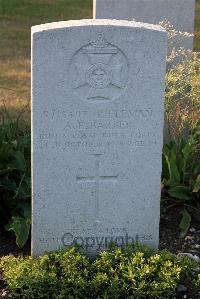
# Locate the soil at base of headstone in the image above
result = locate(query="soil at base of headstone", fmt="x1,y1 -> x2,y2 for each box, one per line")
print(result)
0,228 -> 30,258
160,206 -> 200,256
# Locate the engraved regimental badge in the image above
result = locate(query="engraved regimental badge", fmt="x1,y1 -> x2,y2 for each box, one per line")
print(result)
69,35 -> 129,102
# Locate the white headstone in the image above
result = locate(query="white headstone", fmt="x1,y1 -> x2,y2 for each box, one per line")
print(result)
31,19 -> 167,256
94,0 -> 195,50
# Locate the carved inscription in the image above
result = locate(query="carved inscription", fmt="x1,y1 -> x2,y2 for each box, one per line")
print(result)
37,106 -> 157,151
69,35 -> 129,102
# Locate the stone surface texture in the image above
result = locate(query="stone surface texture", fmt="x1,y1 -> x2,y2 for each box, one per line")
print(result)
32,19 -> 167,256
94,0 -> 195,50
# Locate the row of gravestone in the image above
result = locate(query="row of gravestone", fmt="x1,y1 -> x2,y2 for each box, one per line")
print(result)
31,1 -> 195,256
95,0 -> 195,50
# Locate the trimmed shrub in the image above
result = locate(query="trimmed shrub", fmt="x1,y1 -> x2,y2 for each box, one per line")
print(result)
0,245 -> 199,299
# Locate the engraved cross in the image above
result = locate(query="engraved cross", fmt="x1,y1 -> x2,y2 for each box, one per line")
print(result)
76,154 -> 118,222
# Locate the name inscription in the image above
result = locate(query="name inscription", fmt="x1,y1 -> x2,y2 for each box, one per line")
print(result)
36,105 -> 157,152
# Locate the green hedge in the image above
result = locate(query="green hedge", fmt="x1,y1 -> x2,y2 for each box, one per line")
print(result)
0,244 -> 199,299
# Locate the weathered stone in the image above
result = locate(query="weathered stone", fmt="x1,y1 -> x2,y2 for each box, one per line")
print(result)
31,19 -> 167,256
94,0 -> 195,50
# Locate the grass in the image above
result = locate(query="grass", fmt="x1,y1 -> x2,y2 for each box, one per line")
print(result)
0,0 -> 92,120
0,0 -> 199,120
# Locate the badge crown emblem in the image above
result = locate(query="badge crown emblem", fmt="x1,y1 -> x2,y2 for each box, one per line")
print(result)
91,35 -> 109,48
